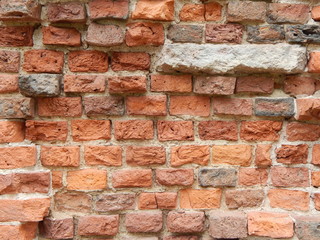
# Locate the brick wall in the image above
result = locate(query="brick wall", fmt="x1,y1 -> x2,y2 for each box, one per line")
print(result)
0,0 -> 320,239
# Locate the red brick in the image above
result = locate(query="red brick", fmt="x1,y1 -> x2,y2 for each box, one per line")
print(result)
271,167 -> 309,187
43,26 -> 81,46
0,172 -> 50,194
268,3 -> 309,24
212,145 -> 252,166
312,144 -> 320,165
236,76 -> 274,94
78,215 -> 119,236
213,97 -> 252,116
114,120 -> 153,140
255,144 -> 272,167
248,212 -> 294,238
170,96 -> 210,116
171,145 -> 210,166
167,211 -> 205,233
132,0 -> 174,21
112,169 -> 152,188
64,75 -> 105,93
308,52 -> 320,73
69,50 -> 108,72
296,98 -> 320,121
86,23 -> 124,47
156,168 -> 194,186
151,75 -> 192,92
284,76 -> 317,96
276,144 -> 308,164
312,6 -> 320,21
199,121 -> 237,141
0,146 -> 36,169
286,122 -> 320,141
158,120 -> 193,141
25,120 -> 67,141
139,193 -> 157,209
67,169 -> 107,190
85,146 -> 122,166
164,236 -> 198,240
111,52 -> 150,71
228,1 -> 266,22
206,24 -> 243,43
108,76 -> 146,93
89,0 -> 129,20
0,97 -> 34,118
126,22 -> 164,46
0,0 -> 41,22
205,2 -> 222,21
0,26 -> 34,47
83,96 -> 124,116
52,171 -> 63,189
0,198 -> 50,222
54,192 -> 92,213
125,211 -> 163,233
126,146 -> 165,166
239,168 -> 268,186
180,4 -> 204,21
71,120 -> 110,141
139,192 -> 177,209
38,97 -> 82,117
0,121 -> 24,143
41,146 -> 80,167
39,218 -> 74,239
180,189 -> 221,209
47,2 -> 86,23
0,75 -> 18,93
194,76 -> 236,95
240,120 -> 282,141
268,189 -> 309,211
23,50 -> 64,73
0,223 -> 38,240
225,189 -> 264,209
127,96 -> 167,116
0,51 -> 20,73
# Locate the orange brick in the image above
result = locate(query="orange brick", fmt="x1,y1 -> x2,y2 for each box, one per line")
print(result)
239,168 -> 268,186
268,189 -> 309,211
255,144 -> 272,167
312,6 -> 320,21
108,76 -> 146,93
89,0 -> 128,20
0,146 -> 36,169
139,193 -> 157,209
67,169 -> 107,190
170,96 -> 210,116
205,2 -> 222,21
114,120 -> 153,140
312,171 -> 320,187
0,223 -> 38,240
112,169 -> 152,188
171,145 -> 210,166
0,121 -> 24,143
64,75 -> 106,93
296,98 -> 320,121
180,4 -> 205,21
271,167 -> 309,187
68,50 -> 108,72
52,171 -> 63,189
287,122 -> 320,141
25,120 -> 67,141
156,192 -> 177,209
126,22 -> 164,46
212,145 -> 252,166
151,75 -> 192,92
312,144 -> 320,165
126,146 -> 165,166
308,52 -> 320,73
71,120 -> 111,141
85,146 -> 122,166
158,120 -> 194,141
180,189 -> 222,209
126,96 -> 167,116
23,50 -> 64,73
132,0 -> 174,21
38,97 -> 82,117
241,120 -> 282,141
248,212 -> 294,238
42,26 -> 81,46
41,146 -> 80,167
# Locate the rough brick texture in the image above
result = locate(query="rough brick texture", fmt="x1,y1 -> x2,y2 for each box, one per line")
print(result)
0,1 -> 319,240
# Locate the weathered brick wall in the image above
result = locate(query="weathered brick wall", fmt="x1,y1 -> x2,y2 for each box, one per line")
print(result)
0,0 -> 320,239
